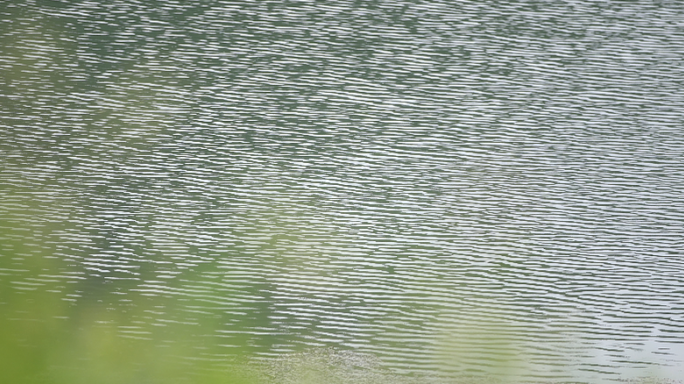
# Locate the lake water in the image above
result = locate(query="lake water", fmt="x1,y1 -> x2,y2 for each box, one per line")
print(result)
2,1 -> 684,383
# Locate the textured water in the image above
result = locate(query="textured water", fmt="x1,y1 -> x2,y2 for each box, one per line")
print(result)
2,0 -> 684,382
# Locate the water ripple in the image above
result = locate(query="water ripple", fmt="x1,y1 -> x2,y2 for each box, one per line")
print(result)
2,0 -> 684,382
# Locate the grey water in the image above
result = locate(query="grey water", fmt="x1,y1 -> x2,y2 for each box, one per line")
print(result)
2,0 -> 684,382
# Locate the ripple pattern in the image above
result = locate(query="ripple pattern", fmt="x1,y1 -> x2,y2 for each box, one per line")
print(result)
2,0 -> 684,382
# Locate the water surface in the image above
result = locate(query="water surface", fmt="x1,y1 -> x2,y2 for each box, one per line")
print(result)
2,1 -> 684,382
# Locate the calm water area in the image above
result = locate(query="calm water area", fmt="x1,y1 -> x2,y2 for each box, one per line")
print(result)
2,1 -> 684,383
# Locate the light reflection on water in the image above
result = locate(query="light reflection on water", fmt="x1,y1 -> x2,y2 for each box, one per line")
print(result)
1,0 -> 684,382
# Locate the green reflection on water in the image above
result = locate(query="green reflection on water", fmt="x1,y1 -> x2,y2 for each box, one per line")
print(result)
0,251 -> 258,384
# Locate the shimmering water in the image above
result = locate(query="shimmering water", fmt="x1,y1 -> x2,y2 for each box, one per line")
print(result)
2,1 -> 684,383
